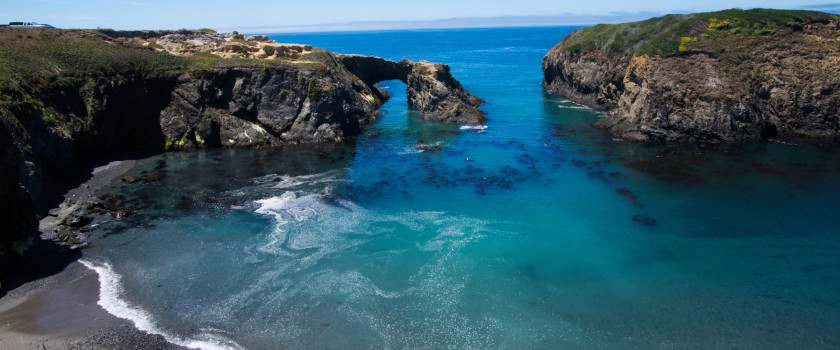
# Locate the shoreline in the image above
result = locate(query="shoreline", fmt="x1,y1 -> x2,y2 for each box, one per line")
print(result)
0,157 -> 187,349
0,261 -> 186,349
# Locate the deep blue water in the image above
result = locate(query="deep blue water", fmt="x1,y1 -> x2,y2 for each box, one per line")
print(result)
79,27 -> 840,349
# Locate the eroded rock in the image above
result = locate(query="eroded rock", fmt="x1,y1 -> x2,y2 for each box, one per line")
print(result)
341,55 -> 486,125
543,10 -> 840,142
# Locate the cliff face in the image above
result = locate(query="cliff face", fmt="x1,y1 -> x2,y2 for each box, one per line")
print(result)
341,55 -> 487,125
0,28 -> 485,282
543,9 -> 840,142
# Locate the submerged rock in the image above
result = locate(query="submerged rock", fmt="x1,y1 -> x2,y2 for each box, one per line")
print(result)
145,172 -> 162,182
114,209 -> 132,220
121,176 -> 142,183
632,213 -> 658,226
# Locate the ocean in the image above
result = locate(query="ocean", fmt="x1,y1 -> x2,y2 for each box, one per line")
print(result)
78,26 -> 840,349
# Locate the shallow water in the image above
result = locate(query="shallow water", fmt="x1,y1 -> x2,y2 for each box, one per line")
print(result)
79,27 -> 840,349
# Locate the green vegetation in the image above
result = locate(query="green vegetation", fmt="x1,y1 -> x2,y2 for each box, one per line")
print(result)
147,40 -> 163,50
165,138 -> 185,150
41,110 -> 57,126
0,28 -> 319,112
560,8 -> 839,57
300,49 -> 344,71
412,64 -> 428,75
307,76 -> 322,98
360,92 -> 377,104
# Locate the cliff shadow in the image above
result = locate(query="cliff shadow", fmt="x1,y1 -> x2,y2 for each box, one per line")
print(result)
368,80 -> 459,151
0,239 -> 81,298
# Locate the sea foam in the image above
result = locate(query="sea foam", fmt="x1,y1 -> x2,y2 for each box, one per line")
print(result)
80,259 -> 243,350
460,125 -> 488,132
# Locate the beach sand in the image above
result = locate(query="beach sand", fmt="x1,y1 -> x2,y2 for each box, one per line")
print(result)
0,262 -> 184,349
0,157 -> 186,349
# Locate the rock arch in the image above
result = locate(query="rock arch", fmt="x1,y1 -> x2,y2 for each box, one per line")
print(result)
340,55 -> 486,125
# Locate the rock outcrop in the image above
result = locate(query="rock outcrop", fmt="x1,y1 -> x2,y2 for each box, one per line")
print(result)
543,9 -> 840,142
341,55 -> 487,125
0,28 -> 485,283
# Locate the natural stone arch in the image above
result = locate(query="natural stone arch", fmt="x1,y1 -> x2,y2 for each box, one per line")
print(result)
340,55 -> 486,125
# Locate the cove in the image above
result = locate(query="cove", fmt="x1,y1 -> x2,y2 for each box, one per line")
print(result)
68,26 -> 840,349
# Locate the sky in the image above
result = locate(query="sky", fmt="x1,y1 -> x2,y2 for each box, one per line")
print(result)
2,0 -> 839,33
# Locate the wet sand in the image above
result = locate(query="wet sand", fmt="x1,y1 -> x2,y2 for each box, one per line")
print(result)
0,262 -> 184,349
0,158 -> 186,349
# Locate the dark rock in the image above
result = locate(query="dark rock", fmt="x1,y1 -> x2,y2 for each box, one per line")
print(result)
84,200 -> 101,211
202,196 -> 221,204
56,229 -> 78,243
615,187 -> 640,205
405,61 -> 487,125
121,176 -> 142,183
145,172 -> 162,182
63,215 -> 89,228
174,196 -> 195,210
101,197 -> 117,211
543,10 -> 840,142
114,209 -> 131,220
341,55 -> 486,125
0,30 -> 484,282
632,213 -> 658,226
624,159 -> 704,185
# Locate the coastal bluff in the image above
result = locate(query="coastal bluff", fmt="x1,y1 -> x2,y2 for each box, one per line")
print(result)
543,9 -> 840,142
0,28 -> 484,284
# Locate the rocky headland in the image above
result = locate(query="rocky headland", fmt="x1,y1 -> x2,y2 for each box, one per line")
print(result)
0,28 -> 484,286
543,9 -> 840,143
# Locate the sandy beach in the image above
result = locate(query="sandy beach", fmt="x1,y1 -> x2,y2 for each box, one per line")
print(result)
0,158 -> 185,349
0,261 -> 183,349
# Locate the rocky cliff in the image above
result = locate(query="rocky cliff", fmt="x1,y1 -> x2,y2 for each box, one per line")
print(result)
543,9 -> 840,142
341,55 -> 486,125
0,28 -> 484,283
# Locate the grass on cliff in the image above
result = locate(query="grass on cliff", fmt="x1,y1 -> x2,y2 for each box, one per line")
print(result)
560,8 -> 840,57
0,28 -> 322,110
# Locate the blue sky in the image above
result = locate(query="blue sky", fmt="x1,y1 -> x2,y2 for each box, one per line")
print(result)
3,0 -> 839,32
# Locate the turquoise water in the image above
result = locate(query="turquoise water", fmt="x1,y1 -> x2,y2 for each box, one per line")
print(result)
80,27 -> 840,349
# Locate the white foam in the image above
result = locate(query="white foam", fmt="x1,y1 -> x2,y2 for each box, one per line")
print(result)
80,259 -> 244,350
263,169 -> 348,190
557,101 -> 593,110
558,105 -> 591,110
460,125 -> 488,131
254,191 -> 344,257
397,145 -> 422,155
255,192 -> 319,223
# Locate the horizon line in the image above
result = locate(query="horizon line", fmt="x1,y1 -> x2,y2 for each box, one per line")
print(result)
217,6 -> 840,34
219,13 -> 665,34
